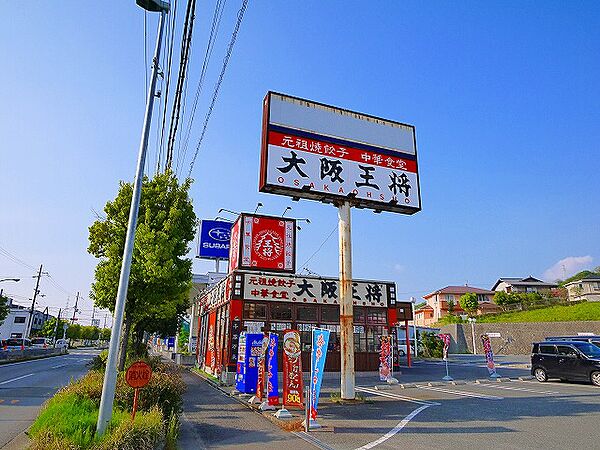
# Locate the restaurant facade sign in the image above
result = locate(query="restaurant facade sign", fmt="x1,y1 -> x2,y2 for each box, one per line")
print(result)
233,271 -> 396,308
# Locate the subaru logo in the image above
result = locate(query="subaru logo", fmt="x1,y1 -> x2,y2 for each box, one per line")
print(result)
209,227 -> 231,242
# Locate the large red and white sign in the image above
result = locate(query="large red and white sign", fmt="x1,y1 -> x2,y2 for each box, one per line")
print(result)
260,92 -> 421,215
229,214 -> 296,273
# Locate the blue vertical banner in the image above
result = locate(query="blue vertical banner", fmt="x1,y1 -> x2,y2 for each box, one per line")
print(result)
235,333 -> 264,394
309,328 -> 330,420
267,332 -> 279,405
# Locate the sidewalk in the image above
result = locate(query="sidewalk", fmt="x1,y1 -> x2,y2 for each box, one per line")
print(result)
179,370 -> 306,449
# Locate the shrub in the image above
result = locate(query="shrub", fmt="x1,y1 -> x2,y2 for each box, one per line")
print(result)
94,407 -> 163,450
88,350 -> 108,371
62,363 -> 185,420
421,332 -> 444,358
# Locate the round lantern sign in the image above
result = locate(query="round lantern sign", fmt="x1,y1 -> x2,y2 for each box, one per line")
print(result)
125,361 -> 152,388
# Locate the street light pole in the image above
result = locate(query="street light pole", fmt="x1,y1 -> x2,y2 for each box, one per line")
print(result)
96,1 -> 169,436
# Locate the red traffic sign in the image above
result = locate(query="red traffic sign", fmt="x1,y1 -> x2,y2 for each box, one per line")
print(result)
125,361 -> 152,388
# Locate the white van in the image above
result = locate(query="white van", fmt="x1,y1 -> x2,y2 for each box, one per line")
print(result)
54,339 -> 68,350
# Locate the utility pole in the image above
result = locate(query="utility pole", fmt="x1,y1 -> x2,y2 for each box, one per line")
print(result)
103,314 -> 107,329
53,308 -> 62,342
71,292 -> 79,324
27,264 -> 43,338
97,0 -> 170,436
338,201 -> 355,400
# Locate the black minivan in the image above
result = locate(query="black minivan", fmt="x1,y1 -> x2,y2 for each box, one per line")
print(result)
531,340 -> 600,386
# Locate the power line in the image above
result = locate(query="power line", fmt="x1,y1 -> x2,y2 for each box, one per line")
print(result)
0,245 -> 37,271
165,0 -> 197,171
176,0 -> 228,176
157,0 -> 179,173
299,225 -> 337,271
187,0 -> 248,179
144,10 -> 149,100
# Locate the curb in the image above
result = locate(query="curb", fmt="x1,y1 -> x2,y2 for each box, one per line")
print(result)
1,429 -> 31,449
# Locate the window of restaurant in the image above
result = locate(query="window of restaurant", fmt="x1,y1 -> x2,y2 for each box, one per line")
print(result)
321,306 -> 340,323
270,303 -> 293,321
297,304 -> 318,322
297,323 -> 315,352
243,302 -> 267,320
353,307 -> 367,352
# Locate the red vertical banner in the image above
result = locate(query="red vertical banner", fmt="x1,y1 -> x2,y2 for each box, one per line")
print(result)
282,329 -> 304,408
379,336 -> 392,381
205,312 -> 217,373
255,335 -> 269,401
228,218 -> 241,273
439,333 -> 451,360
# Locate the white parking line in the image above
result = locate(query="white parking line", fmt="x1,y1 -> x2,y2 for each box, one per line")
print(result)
0,373 -> 35,385
415,384 -> 503,400
354,403 -> 433,449
521,380 -> 600,392
357,387 -> 440,406
475,383 -> 560,395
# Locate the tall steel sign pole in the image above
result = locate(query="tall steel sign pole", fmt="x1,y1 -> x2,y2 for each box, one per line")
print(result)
96,1 -> 169,436
338,201 -> 355,399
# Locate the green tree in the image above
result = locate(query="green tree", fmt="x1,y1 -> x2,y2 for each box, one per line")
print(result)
88,171 -> 196,369
447,298 -> 455,315
0,293 -> 9,326
100,328 -> 111,341
39,317 -> 69,339
459,292 -> 479,316
67,323 -> 82,340
80,326 -> 100,341
493,291 -> 507,306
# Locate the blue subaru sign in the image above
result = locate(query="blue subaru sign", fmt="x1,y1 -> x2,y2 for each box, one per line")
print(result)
198,219 -> 232,260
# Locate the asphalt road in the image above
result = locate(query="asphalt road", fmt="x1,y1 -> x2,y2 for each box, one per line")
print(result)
183,357 -> 600,449
0,349 -> 98,448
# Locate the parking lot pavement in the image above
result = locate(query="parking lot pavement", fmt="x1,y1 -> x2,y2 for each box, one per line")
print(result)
296,360 -> 600,449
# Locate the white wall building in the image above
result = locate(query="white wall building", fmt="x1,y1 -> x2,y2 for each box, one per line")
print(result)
0,300 -> 30,339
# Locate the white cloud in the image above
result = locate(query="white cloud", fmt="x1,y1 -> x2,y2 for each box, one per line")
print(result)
543,256 -> 594,282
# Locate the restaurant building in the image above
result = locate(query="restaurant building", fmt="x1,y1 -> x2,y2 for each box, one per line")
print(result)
194,269 -> 400,373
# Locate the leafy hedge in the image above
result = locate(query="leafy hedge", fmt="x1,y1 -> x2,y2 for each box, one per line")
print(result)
71,362 -> 185,420
29,357 -> 185,449
28,393 -> 162,450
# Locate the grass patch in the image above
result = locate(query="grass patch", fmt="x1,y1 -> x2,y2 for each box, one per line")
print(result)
192,367 -> 219,382
476,301 -> 600,323
329,391 -> 372,404
29,393 -> 126,448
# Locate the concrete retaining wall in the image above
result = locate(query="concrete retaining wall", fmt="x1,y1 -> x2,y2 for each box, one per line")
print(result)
0,347 -> 65,363
440,321 -> 600,355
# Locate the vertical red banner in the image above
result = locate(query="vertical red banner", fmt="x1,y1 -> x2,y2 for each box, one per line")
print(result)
204,312 -> 217,373
282,329 -> 304,408
255,335 -> 269,401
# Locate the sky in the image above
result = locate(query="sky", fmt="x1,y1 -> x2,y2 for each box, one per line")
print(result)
1,1 -> 599,324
